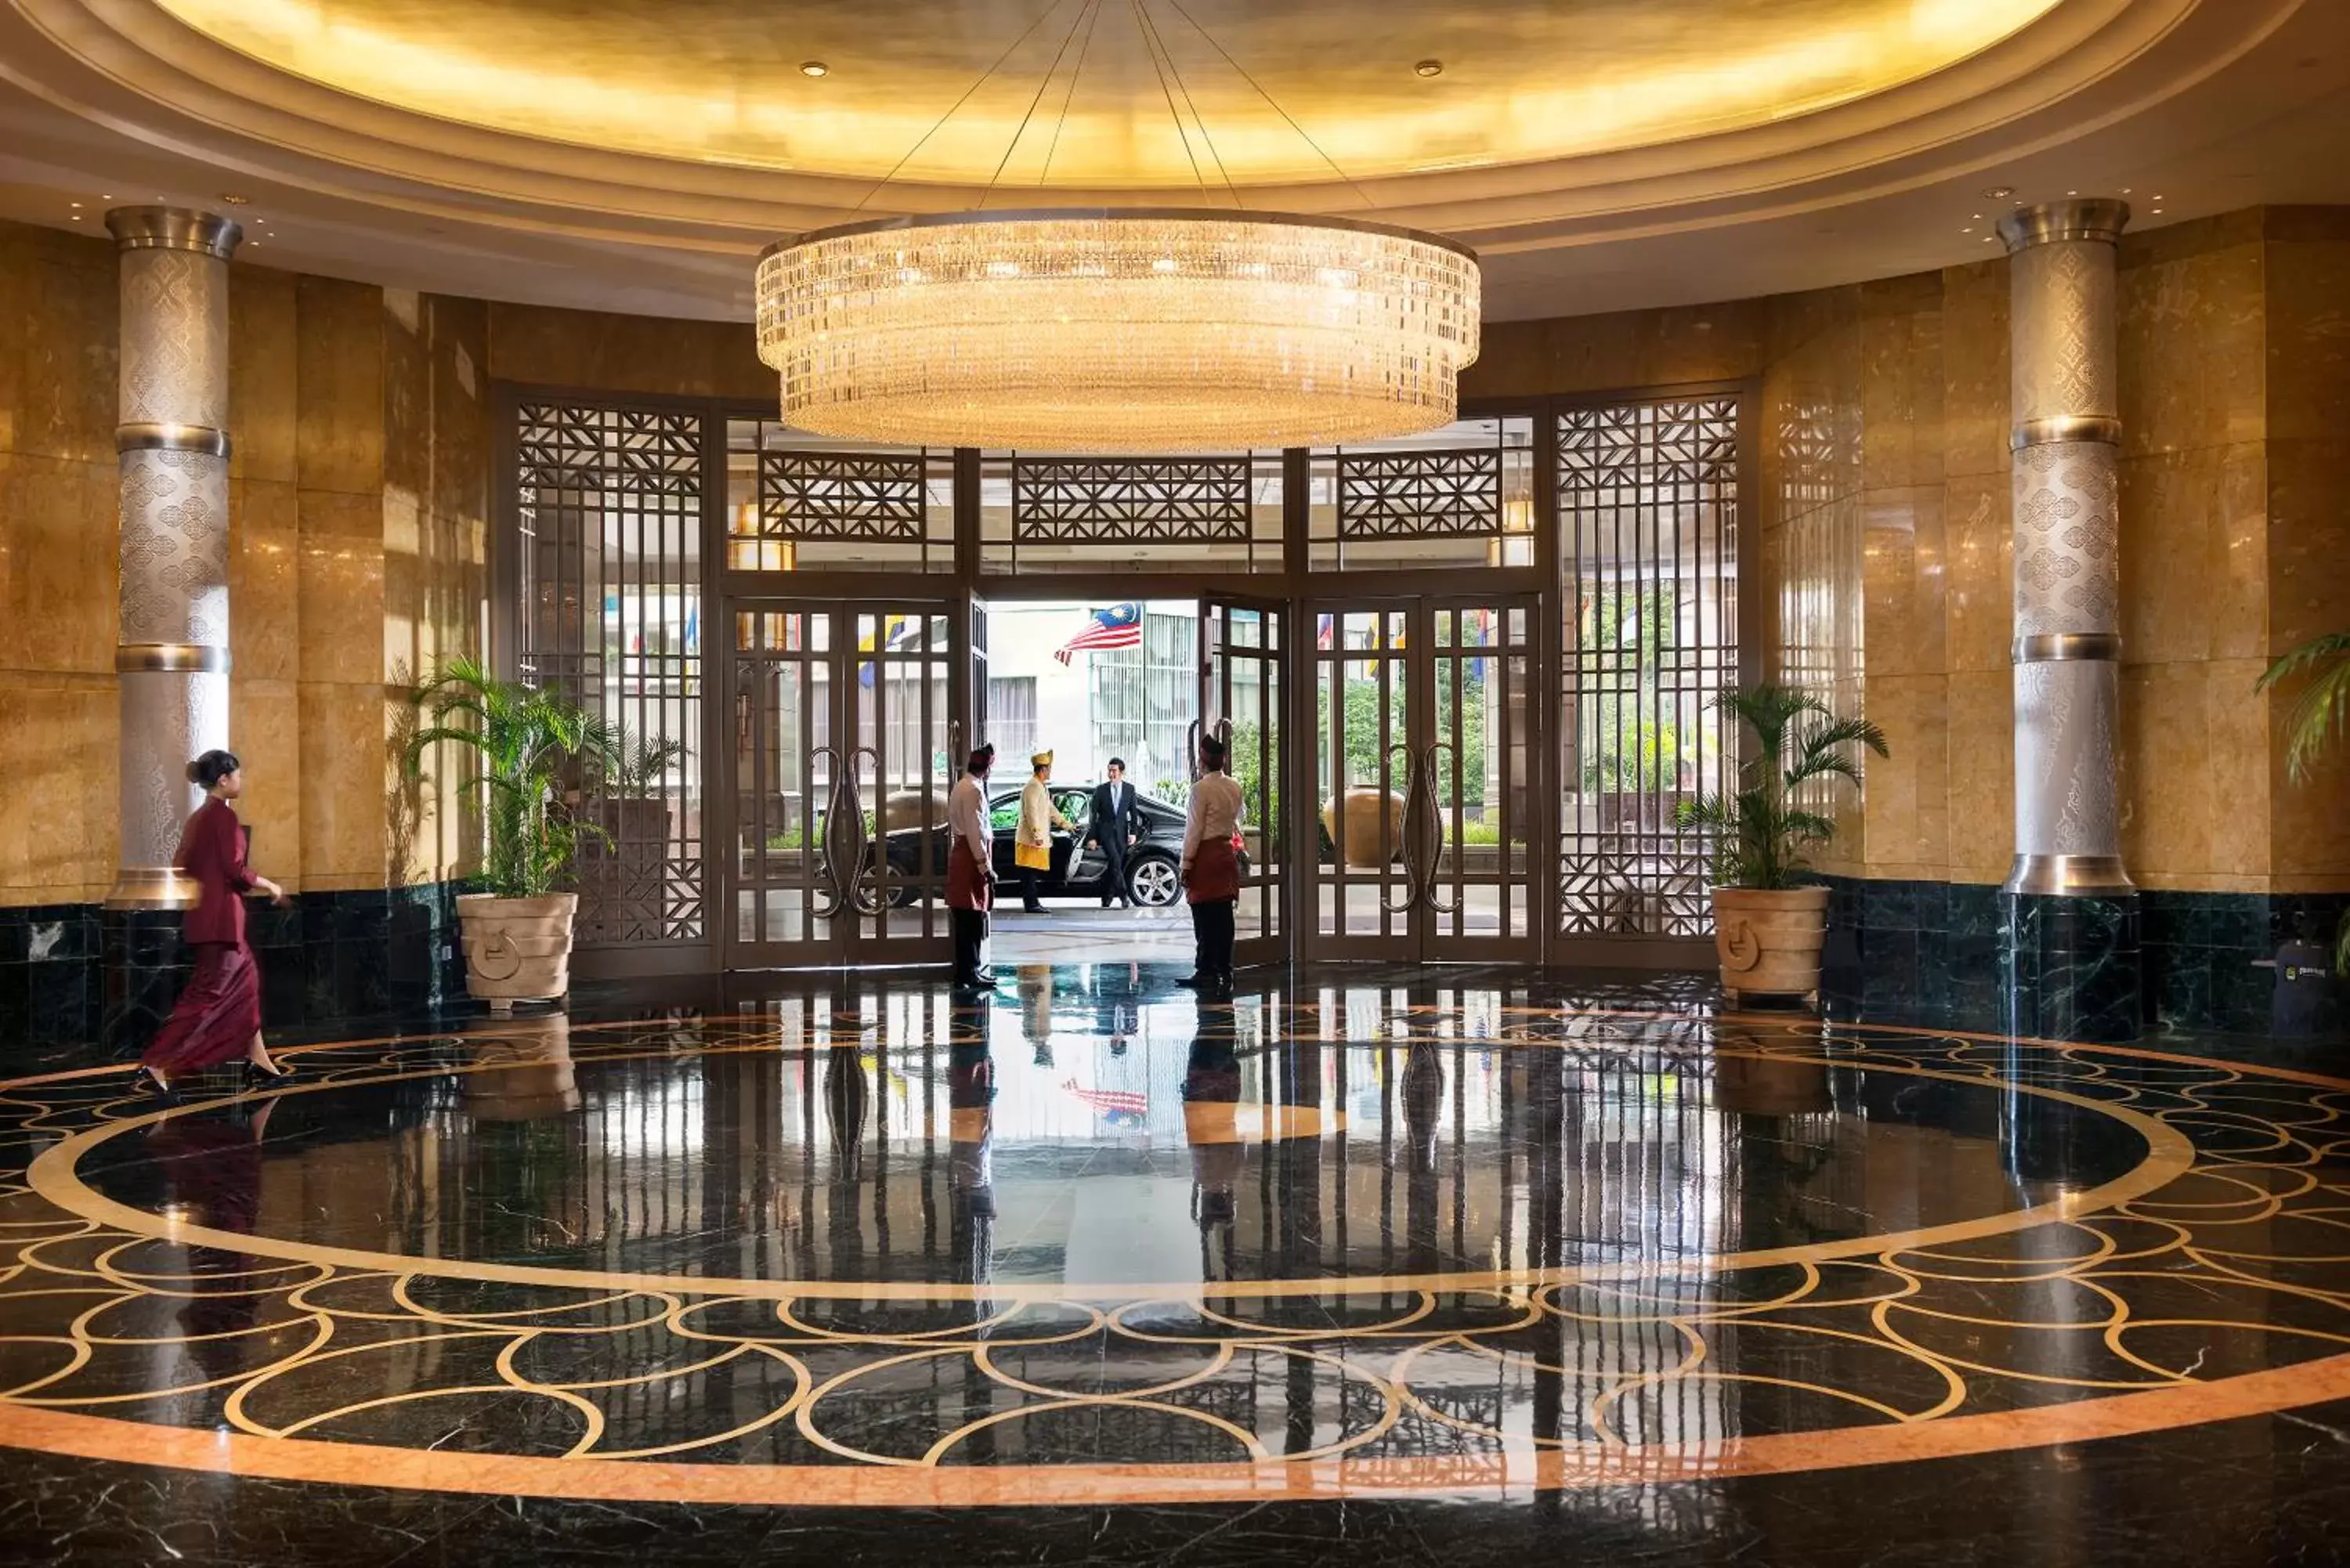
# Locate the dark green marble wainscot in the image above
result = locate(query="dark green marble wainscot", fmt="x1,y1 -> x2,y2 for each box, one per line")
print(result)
1816,876 -> 2348,1044
0,883 -> 472,1061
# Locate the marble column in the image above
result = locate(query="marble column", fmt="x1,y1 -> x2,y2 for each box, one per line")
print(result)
103,206 -> 242,910
1995,198 -> 2139,1041
100,207 -> 242,1046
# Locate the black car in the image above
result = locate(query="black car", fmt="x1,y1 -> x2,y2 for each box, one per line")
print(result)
868,782 -> 1204,907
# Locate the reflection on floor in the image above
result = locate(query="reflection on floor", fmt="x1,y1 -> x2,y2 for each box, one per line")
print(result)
2,966 -> 2347,1565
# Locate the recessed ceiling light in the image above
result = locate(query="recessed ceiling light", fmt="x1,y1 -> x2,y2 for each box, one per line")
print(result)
1415,59 -> 1444,78
218,193 -> 251,205
799,60 -> 828,77
2066,189 -> 2079,196
1981,185 -> 2015,200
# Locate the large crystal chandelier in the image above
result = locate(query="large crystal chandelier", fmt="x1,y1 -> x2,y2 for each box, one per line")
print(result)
757,208 -> 1479,451
753,2 -> 1481,453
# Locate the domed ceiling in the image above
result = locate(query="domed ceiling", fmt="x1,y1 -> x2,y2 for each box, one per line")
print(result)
148,0 -> 2059,186
0,0 -> 2342,320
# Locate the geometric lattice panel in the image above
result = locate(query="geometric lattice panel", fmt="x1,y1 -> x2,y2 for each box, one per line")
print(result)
1010,457 -> 1253,544
514,400 -> 706,946
759,451 -> 927,541
1556,396 -> 1741,939
1336,446 -> 1500,538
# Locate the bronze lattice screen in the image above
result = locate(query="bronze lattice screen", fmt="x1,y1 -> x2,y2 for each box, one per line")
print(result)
1556,397 -> 1741,939
515,401 -> 707,945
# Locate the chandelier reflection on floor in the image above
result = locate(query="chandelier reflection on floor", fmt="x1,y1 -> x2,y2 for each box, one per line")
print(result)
754,0 -> 1482,453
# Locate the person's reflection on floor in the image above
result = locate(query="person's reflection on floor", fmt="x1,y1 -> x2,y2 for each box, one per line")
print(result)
144,1097 -> 277,1385
823,1039 -> 869,1276
1182,1006 -> 1245,1286
1018,963 -> 1054,1067
1401,1039 -> 1445,1275
947,1029 -> 995,1288
1092,962 -> 1141,1058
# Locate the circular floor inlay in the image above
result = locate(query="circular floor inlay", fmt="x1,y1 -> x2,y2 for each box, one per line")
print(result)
0,1004 -> 2345,1505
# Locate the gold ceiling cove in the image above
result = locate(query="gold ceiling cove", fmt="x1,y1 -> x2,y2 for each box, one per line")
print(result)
755,208 -> 1481,451
148,0 -> 2065,186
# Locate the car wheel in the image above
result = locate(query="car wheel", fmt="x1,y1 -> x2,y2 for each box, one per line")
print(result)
1129,855 -> 1180,908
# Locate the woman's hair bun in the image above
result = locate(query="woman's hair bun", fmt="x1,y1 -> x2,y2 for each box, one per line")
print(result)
187,750 -> 241,789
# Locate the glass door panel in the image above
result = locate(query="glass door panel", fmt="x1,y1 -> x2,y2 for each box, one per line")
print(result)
725,601 -> 959,968
1307,597 -> 1540,963
1202,595 -> 1286,968
1311,606 -> 1415,959
1424,601 -> 1539,961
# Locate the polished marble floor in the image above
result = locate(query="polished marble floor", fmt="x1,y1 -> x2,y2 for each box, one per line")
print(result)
2,963 -> 2347,1564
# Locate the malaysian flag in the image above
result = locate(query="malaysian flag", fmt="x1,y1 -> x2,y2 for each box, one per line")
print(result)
1054,603 -> 1144,665
1063,1077 -> 1147,1125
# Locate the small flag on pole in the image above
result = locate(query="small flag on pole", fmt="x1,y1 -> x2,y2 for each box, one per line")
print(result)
1054,603 -> 1144,665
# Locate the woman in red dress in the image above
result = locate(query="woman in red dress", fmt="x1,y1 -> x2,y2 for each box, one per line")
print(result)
138,750 -> 293,1095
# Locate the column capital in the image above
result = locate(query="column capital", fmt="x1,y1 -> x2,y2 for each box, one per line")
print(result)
104,205 -> 243,260
1998,198 -> 2131,254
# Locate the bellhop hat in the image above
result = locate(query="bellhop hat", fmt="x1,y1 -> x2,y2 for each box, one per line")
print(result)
1032,750 -> 1054,767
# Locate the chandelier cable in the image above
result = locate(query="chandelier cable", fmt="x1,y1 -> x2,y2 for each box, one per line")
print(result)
1131,0 -> 1242,208
1157,0 -> 1379,208
1037,0 -> 1106,186
980,0 -> 1102,205
1127,0 -> 1211,205
850,0 -> 1079,213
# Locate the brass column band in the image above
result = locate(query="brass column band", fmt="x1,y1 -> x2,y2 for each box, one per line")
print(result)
2011,415 -> 2124,450
103,207 -> 243,259
116,422 -> 231,457
116,643 -> 230,674
2013,633 -> 2122,664
2005,854 -> 2135,898
1996,198 -> 2131,250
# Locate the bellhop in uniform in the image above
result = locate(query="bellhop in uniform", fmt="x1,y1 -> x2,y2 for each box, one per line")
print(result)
1014,750 -> 1072,914
1181,735 -> 1245,994
948,743 -> 998,990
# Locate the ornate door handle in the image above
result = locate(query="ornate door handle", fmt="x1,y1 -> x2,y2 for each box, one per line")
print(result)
1418,740 -> 1457,916
1379,741 -> 1422,916
811,744 -> 851,919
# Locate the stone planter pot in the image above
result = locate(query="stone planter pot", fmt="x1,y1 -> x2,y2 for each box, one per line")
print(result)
463,1013 -> 579,1119
1709,886 -> 1830,1007
1320,787 -> 1407,869
456,892 -> 578,1014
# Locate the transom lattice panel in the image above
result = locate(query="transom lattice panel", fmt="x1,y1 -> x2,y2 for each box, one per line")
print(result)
515,400 -> 706,947
1335,446 -> 1501,538
519,403 -> 700,497
1010,457 -> 1253,544
1556,397 -> 1741,941
757,450 -> 927,540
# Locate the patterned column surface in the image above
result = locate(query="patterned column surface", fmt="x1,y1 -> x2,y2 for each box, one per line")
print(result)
103,208 -> 241,910
1998,199 -> 2130,898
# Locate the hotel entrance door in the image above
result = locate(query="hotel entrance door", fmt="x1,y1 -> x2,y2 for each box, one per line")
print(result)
1199,594 -> 1285,969
723,601 -> 964,968
1303,596 -> 1541,963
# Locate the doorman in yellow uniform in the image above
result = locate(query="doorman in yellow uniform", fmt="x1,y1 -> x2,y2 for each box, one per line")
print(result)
1014,750 -> 1072,914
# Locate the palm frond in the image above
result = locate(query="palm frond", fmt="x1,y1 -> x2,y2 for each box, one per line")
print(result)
2258,634 -> 2350,786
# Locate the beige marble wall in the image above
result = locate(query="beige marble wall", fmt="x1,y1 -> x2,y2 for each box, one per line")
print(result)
2114,211 -> 2272,893
0,222 -> 118,905
0,219 -> 489,907
2261,208 -> 2350,894
383,289 -> 490,887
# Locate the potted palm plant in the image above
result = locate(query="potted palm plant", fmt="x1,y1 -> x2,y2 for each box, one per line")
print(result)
2258,630 -> 2349,976
406,656 -> 618,1013
1676,684 -> 1888,1007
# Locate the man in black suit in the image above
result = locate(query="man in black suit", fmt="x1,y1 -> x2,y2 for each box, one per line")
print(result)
1087,758 -> 1140,909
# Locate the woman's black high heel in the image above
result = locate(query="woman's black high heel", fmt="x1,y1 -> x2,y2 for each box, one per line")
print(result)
136,1067 -> 175,1100
242,1057 -> 295,1086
